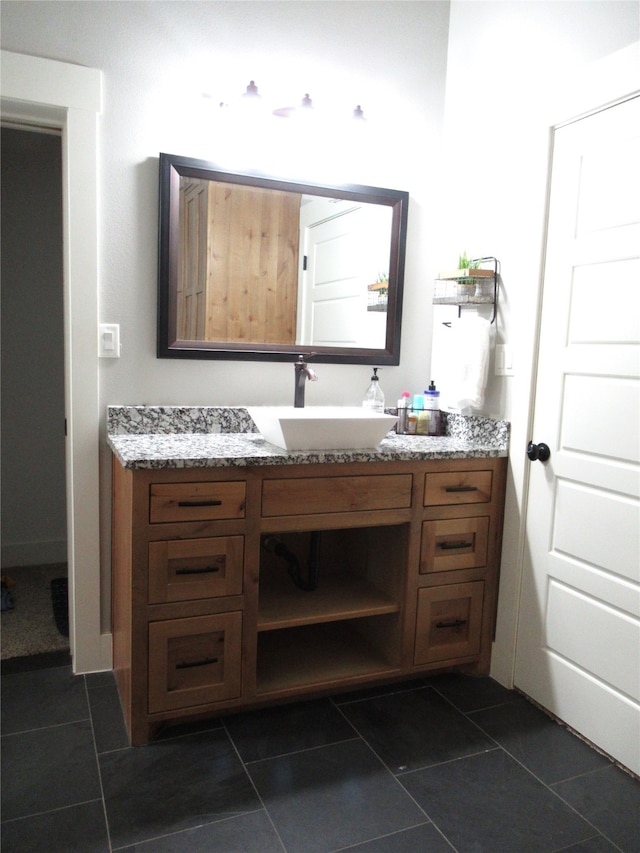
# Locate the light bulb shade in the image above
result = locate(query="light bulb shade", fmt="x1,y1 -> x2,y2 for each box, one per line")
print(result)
218,80 -> 262,112
273,93 -> 313,119
243,80 -> 260,99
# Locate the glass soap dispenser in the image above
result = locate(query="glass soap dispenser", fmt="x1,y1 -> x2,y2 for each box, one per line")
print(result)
363,368 -> 385,413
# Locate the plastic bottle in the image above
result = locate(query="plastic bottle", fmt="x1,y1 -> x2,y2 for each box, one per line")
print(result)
362,368 -> 385,413
396,391 -> 411,434
423,380 -> 442,436
416,409 -> 430,435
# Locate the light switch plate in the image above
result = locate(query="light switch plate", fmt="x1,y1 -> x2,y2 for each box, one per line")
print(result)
99,323 -> 121,358
495,344 -> 514,376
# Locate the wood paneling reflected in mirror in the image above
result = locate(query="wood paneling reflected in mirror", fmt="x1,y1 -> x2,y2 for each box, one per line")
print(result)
157,153 -> 409,364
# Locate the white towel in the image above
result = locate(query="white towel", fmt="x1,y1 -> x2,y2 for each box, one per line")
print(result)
445,315 -> 491,410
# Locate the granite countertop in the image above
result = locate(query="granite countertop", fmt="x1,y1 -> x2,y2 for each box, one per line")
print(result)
107,406 -> 509,470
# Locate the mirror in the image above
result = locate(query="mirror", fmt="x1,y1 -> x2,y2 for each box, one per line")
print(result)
157,152 -> 409,364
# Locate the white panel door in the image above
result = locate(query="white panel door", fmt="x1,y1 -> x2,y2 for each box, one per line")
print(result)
514,96 -> 640,775
302,208 -> 364,346
298,200 -> 392,348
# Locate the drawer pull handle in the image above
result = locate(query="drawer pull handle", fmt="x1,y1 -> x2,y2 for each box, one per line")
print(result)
177,500 -> 223,507
445,486 -> 478,493
176,657 -> 219,670
436,619 -> 467,629
175,566 -> 221,576
439,541 -> 473,551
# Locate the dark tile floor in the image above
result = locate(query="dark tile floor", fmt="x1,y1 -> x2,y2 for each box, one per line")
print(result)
2,655 -> 639,852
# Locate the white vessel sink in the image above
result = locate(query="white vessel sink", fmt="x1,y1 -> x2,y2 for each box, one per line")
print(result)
247,406 -> 398,451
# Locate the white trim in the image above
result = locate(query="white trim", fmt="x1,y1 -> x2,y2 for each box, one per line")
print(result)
1,51 -> 101,112
0,118 -> 61,135
1,50 -> 110,673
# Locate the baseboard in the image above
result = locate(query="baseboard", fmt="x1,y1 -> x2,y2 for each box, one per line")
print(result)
72,631 -> 113,675
100,631 -> 114,671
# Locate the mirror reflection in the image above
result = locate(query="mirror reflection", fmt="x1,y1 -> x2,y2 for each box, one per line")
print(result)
158,153 -> 409,363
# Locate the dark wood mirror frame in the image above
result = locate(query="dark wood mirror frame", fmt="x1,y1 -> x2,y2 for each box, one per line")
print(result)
157,152 -> 409,364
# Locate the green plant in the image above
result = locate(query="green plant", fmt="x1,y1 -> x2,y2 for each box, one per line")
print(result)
457,252 -> 480,284
375,272 -> 389,295
458,251 -> 480,270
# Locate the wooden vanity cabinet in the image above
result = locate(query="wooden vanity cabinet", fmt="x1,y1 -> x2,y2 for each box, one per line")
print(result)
112,456 -> 506,745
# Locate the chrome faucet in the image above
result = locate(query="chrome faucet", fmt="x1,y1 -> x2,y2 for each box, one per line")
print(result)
294,355 -> 318,408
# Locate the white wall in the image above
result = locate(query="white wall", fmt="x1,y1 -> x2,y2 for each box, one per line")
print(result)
1,0 -> 450,632
0,0 -> 637,666
1,1 -> 449,407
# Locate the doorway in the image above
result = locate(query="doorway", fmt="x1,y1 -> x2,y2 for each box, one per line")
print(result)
1,50 -> 107,674
1,125 -> 69,661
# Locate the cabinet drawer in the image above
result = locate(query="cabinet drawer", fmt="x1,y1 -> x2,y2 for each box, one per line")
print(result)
149,481 -> 246,523
262,474 -> 412,517
420,517 -> 489,574
414,582 -> 483,665
424,470 -> 492,507
148,612 -> 242,713
148,536 -> 244,604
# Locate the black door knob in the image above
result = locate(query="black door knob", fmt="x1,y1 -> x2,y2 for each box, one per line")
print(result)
527,441 -> 551,462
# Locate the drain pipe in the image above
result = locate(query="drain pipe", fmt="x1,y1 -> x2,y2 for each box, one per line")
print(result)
263,533 -> 321,591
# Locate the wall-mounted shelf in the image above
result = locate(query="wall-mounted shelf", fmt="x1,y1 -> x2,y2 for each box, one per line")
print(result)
433,256 -> 499,323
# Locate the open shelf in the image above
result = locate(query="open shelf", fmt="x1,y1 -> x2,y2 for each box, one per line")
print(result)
432,257 -> 499,322
432,293 -> 495,306
256,619 -> 400,695
258,570 -> 400,631
256,526 -> 406,696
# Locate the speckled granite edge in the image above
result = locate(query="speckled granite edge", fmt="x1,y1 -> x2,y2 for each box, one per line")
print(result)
108,432 -> 508,470
107,405 -> 256,435
107,406 -> 509,470
442,411 -> 510,445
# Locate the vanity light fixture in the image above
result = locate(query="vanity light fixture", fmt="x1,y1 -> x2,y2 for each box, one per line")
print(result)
220,80 -> 365,121
273,92 -> 365,121
242,79 -> 260,100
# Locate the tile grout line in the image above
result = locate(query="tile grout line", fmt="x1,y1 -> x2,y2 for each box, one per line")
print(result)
84,673 -> 115,853
238,733 -> 363,767
0,798 -> 106,827
221,716 -> 289,852
329,696 -> 438,824
109,809 -> 274,853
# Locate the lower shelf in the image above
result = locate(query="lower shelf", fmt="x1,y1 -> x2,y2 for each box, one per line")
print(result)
258,570 -> 400,631
256,618 -> 400,696
432,295 -> 494,305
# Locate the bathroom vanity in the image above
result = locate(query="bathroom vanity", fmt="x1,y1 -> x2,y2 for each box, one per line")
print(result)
108,407 -> 508,745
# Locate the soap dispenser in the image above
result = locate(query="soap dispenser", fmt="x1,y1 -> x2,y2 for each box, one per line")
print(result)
363,368 -> 385,413
424,380 -> 442,436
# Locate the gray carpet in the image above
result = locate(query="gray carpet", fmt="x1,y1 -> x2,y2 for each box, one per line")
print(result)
1,563 -> 70,659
